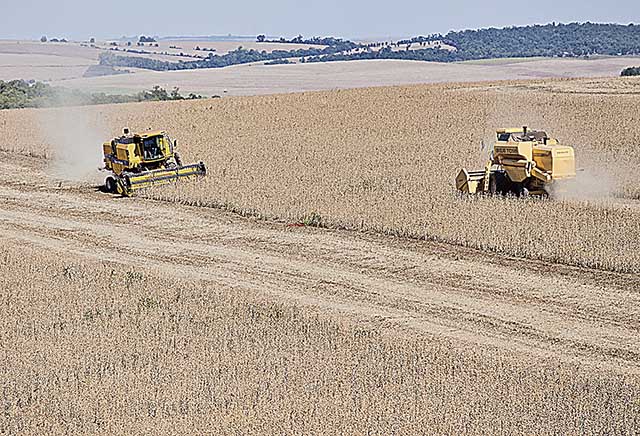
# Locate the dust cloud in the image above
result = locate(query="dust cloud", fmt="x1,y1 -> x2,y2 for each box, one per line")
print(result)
38,101 -> 108,185
549,149 -> 624,201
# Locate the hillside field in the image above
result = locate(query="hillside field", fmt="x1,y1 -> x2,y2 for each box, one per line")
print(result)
2,39 -> 640,95
52,56 -> 640,96
1,78 -> 639,434
0,39 -> 322,81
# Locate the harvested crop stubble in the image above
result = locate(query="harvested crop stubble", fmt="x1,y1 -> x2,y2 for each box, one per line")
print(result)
2,79 -> 640,272
1,241 -> 639,434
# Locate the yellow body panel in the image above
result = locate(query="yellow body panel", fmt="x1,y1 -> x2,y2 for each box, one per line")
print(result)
103,130 -> 174,175
494,142 -> 533,162
532,145 -> 576,180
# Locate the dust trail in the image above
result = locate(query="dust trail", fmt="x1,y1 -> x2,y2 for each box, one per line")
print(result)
482,93 -> 631,201
37,101 -> 107,185
550,148 -> 632,201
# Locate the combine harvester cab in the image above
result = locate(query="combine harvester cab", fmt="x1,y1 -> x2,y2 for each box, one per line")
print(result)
456,127 -> 576,197
102,129 -> 206,196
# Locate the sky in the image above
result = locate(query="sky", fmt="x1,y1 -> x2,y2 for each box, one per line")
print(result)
1,0 -> 639,40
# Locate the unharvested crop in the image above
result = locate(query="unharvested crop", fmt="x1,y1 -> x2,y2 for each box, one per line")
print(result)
1,79 -> 639,274
146,83 -> 640,273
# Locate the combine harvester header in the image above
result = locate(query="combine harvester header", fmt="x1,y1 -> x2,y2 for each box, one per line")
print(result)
102,129 -> 206,196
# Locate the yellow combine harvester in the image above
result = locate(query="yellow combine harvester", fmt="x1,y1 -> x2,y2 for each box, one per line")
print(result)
456,127 -> 576,197
102,129 -> 206,196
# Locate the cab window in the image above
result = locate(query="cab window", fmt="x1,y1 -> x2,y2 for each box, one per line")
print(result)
143,137 -> 163,159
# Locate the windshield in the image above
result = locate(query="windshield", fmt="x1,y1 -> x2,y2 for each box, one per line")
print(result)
142,137 -> 163,160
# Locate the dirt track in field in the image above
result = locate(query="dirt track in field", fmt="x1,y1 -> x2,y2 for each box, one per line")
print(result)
1,153 -> 639,374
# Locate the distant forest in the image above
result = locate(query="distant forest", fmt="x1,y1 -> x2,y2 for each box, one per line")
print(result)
99,22 -> 640,71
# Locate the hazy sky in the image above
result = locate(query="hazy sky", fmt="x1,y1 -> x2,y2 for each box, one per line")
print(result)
2,0 -> 639,40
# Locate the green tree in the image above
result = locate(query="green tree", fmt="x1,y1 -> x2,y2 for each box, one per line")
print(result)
170,87 -> 182,100
621,66 -> 640,76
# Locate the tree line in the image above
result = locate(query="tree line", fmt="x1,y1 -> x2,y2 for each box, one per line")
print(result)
0,80 -> 202,110
621,67 -> 640,76
98,43 -> 357,70
441,22 -> 640,58
256,35 -> 357,48
99,22 -> 640,72
308,22 -> 640,63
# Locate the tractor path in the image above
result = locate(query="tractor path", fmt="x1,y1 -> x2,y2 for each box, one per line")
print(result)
1,154 -> 639,374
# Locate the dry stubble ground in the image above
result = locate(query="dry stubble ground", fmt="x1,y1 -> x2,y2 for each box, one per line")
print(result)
51,57 -> 640,96
1,225 -> 639,435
